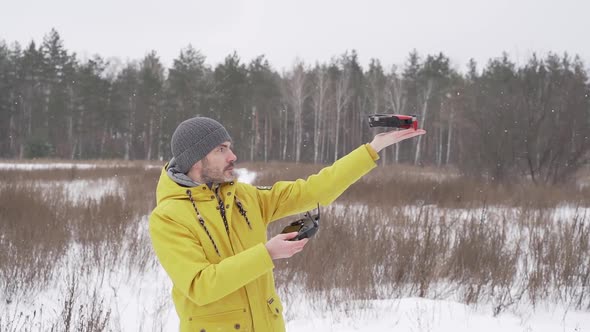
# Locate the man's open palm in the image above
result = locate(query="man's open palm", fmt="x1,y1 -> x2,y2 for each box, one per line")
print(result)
370,128 -> 427,152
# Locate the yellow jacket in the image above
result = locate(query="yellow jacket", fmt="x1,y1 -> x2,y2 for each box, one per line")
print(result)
149,144 -> 379,332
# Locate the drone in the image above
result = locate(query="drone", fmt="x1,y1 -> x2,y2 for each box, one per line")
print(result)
368,114 -> 419,130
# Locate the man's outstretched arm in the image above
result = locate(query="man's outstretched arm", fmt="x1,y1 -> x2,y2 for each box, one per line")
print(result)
249,128 -> 426,224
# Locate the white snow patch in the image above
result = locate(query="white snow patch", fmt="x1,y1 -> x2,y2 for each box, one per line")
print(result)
35,178 -> 124,203
285,297 -> 590,332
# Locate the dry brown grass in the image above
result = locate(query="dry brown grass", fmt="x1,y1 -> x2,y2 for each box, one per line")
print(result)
1,273 -> 112,332
1,160 -> 590,330
0,184 -> 70,301
0,163 -> 162,182
0,163 -> 160,331
271,202 -> 590,314
247,160 -> 590,208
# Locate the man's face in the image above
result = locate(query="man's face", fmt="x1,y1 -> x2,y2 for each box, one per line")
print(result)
199,141 -> 237,184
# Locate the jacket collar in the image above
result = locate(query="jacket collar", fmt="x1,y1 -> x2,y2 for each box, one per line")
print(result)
156,160 -> 234,205
166,157 -> 201,187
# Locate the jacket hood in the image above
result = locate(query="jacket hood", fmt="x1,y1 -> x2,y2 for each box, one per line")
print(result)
156,159 -> 202,205
166,157 -> 201,187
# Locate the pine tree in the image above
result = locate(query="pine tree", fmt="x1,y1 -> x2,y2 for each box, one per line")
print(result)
212,52 -> 249,158
463,53 -> 519,182
246,55 -> 281,162
17,41 -> 46,158
0,41 -> 13,156
164,46 -> 213,158
72,56 -> 110,158
111,63 -> 140,160
41,28 -> 77,157
137,51 -> 165,160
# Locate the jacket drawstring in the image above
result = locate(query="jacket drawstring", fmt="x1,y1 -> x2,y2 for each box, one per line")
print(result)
186,188 -> 252,257
234,196 -> 252,229
213,186 -> 231,236
187,189 -> 221,256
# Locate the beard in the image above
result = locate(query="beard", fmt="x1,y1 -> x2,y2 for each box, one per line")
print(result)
200,158 -> 236,184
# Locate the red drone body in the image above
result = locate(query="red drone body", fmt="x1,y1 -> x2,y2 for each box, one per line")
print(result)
368,114 -> 419,130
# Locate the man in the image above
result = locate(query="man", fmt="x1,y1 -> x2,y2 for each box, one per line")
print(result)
149,117 -> 425,332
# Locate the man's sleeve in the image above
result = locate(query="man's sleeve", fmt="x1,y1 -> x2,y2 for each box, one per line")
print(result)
149,208 -> 274,306
255,144 -> 379,224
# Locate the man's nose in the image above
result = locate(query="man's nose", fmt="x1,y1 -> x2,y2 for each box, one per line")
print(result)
228,150 -> 237,162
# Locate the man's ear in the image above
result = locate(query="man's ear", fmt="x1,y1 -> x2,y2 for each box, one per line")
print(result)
186,159 -> 203,182
190,160 -> 203,172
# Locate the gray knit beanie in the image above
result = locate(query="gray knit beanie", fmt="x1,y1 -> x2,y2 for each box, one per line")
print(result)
171,117 -> 232,173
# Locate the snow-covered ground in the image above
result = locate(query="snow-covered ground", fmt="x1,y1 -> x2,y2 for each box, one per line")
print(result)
286,297 -> 590,332
7,261 -> 589,331
1,164 -> 589,331
35,178 -> 124,203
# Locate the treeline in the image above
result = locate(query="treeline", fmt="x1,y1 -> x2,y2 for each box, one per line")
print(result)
0,29 -> 589,184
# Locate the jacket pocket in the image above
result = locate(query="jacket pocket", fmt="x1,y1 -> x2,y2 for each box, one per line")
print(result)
186,308 -> 250,332
266,294 -> 286,332
266,294 -> 283,316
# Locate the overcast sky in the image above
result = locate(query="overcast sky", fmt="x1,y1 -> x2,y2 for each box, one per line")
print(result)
1,0 -> 589,72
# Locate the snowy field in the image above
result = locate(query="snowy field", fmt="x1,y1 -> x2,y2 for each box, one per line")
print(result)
1,162 -> 589,331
